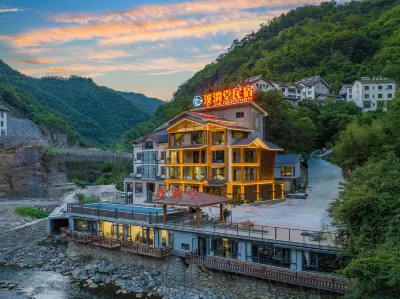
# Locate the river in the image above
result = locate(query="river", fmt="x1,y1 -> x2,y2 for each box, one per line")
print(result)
0,266 -> 157,299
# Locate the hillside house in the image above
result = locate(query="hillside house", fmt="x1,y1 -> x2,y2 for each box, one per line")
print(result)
0,104 -> 10,136
297,76 -> 330,99
339,84 -> 353,102
351,76 -> 397,111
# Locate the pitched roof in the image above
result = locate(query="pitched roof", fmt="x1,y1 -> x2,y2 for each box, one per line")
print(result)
275,154 -> 303,165
297,76 -> 329,88
0,104 -> 10,112
231,138 -> 283,151
134,129 -> 168,144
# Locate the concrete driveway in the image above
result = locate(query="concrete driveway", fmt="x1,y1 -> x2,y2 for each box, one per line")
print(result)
230,158 -> 345,230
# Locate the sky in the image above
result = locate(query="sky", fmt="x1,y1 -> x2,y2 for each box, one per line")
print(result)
0,0 -> 332,100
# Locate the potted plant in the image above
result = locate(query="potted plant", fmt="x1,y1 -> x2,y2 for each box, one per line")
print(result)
223,208 -> 231,222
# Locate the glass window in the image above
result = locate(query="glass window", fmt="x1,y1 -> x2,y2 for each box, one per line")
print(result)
160,151 -> 165,160
212,132 -> 225,145
181,243 -> 190,250
143,151 -> 156,164
378,94 -> 383,98
173,133 -> 184,146
0,121 -> 3,127
169,151 -> 180,163
388,85 -> 393,89
170,167 -> 180,179
233,167 -> 241,181
161,166 -> 165,175
236,112 -> 244,118
143,140 -> 153,149
288,88 -> 296,93
136,152 -> 142,160
136,166 -> 142,174
135,183 -> 143,193
307,90 -> 312,95
244,167 -> 257,181
364,86 -> 369,90
212,168 -> 225,180
388,94 -> 393,98
212,151 -> 225,163
364,94 -> 369,98
378,85 -> 383,90
281,166 -> 293,176
363,101 -> 371,109
232,131 -> 248,139
191,131 -> 203,145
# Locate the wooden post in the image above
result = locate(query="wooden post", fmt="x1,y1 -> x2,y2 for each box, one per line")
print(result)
196,207 -> 201,228
256,184 -> 260,201
272,183 -> 275,200
162,205 -> 167,224
219,204 -> 224,220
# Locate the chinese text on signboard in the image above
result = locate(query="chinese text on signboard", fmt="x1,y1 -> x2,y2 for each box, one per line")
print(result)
203,85 -> 254,108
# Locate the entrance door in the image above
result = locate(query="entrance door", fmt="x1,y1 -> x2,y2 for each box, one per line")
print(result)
147,183 -> 155,192
198,237 -> 207,256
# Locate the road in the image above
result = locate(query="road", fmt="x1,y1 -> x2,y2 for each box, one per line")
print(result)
230,158 -> 344,230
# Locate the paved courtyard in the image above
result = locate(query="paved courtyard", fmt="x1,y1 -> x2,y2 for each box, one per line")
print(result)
229,158 -> 345,230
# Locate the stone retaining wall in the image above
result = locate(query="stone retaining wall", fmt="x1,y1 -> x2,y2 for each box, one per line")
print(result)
71,242 -> 335,299
0,219 -> 47,248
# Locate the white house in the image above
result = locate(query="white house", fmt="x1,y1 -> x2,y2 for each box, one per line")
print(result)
351,76 -> 397,111
297,76 -> 330,99
339,84 -> 353,102
0,104 -> 10,136
274,154 -> 304,193
272,82 -> 303,105
241,75 -> 276,92
124,130 -> 168,202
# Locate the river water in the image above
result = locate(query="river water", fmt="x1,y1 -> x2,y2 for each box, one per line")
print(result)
0,266 -> 156,299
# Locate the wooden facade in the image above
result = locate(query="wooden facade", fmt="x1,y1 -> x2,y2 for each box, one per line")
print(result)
163,112 -> 284,202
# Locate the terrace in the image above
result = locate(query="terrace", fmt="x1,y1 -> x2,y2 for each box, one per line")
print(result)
61,228 -> 173,258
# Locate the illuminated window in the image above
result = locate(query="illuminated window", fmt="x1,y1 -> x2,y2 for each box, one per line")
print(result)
232,131 -> 248,139
212,168 -> 225,180
191,131 -> 203,145
281,166 -> 293,177
170,167 -> 180,179
212,132 -> 225,145
173,133 -> 184,146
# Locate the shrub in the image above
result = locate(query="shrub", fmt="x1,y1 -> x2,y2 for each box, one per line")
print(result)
15,206 -> 48,219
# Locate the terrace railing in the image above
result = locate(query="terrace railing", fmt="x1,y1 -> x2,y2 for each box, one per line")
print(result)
185,253 -> 352,294
69,204 -> 164,224
64,229 -> 172,258
167,215 -> 339,249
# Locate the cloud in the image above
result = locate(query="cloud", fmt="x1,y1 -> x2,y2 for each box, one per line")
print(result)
8,59 -> 58,65
208,44 -> 229,51
85,50 -> 134,60
48,0 -> 323,24
0,8 -> 23,13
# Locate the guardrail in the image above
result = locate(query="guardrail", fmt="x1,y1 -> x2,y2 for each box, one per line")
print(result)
58,148 -> 132,159
185,253 -> 352,294
63,229 -> 172,258
167,215 -> 338,249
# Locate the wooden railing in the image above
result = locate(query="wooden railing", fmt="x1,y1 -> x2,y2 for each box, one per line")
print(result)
65,230 -> 172,258
185,253 -> 352,294
120,241 -> 173,258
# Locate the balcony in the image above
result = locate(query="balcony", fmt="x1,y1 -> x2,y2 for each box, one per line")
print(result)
185,253 -> 352,294
63,229 -> 172,258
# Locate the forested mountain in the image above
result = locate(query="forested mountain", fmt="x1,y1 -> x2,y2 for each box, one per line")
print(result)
117,91 -> 163,115
0,60 -> 161,145
144,0 -> 400,129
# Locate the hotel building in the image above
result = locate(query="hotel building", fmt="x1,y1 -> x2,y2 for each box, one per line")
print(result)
161,101 -> 285,202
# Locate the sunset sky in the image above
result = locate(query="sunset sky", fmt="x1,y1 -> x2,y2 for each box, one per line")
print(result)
0,0 -> 334,100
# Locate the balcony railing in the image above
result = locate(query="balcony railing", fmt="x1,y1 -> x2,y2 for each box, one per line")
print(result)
185,253 -> 352,294
63,229 -> 172,258
166,157 -> 181,164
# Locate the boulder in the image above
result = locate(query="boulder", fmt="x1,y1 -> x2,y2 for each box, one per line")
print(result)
71,267 -> 86,279
147,281 -> 157,289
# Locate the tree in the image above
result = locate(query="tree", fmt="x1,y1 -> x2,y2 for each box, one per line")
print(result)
329,154 -> 400,297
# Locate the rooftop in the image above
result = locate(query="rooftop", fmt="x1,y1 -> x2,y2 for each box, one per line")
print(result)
275,154 -> 303,166
134,129 -> 168,144
191,101 -> 268,116
0,104 -> 10,112
155,191 -> 232,208
297,76 -> 328,88
357,76 -> 396,84
231,138 -> 283,151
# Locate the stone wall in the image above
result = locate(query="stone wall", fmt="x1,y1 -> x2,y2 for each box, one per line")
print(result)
0,219 -> 47,248
71,243 -> 335,299
0,146 -> 48,198
0,137 -> 48,149
7,117 -> 42,138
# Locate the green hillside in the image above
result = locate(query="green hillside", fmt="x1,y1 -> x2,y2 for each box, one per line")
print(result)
0,60 -> 161,145
117,91 -> 163,115
0,77 -> 81,143
149,0 -> 400,126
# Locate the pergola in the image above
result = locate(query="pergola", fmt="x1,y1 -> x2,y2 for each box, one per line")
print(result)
155,192 -> 232,228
